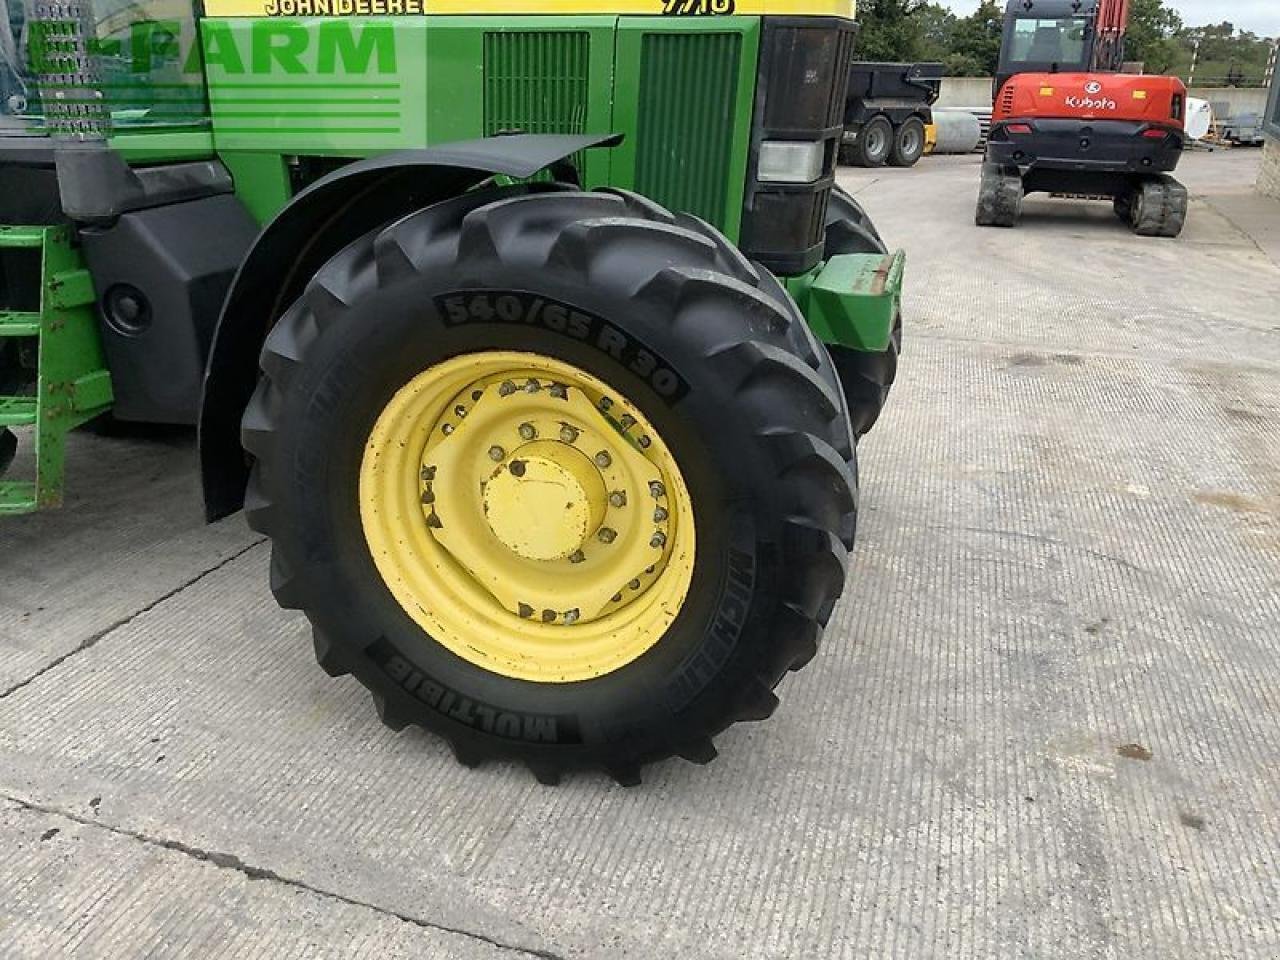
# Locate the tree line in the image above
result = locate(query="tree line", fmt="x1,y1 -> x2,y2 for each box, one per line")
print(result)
858,0 -> 1278,87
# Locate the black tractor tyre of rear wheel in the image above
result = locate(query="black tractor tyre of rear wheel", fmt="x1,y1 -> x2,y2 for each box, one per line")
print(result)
855,116 -> 894,168
240,184 -> 858,785
888,116 -> 927,168
821,186 -> 901,438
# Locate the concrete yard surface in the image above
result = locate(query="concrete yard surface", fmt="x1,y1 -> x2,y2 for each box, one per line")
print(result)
2,149 -> 1279,959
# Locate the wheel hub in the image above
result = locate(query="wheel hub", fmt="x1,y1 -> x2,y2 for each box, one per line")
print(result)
481,441 -> 606,562
359,351 -> 695,682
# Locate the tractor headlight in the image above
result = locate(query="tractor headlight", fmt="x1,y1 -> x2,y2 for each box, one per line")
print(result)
756,141 -> 825,184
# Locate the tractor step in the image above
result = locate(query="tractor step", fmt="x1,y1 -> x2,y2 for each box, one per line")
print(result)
0,226 -> 47,249
0,225 -> 113,514
0,396 -> 38,427
0,312 -> 43,337
0,480 -> 38,515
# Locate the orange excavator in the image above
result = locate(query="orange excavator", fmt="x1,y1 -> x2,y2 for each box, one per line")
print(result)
976,0 -> 1189,237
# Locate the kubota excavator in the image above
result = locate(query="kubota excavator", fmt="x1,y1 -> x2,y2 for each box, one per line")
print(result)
976,0 -> 1189,237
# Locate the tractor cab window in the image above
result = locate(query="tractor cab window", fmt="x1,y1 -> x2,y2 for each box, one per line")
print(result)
0,0 -> 32,130
0,0 -> 208,135
1004,17 -> 1089,72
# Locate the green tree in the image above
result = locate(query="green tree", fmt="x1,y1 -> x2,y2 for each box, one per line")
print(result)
1124,0 -> 1184,73
947,0 -> 1003,76
855,0 -> 927,62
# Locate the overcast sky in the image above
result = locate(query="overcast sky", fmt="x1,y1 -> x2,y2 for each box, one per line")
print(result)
938,1 -> 1280,37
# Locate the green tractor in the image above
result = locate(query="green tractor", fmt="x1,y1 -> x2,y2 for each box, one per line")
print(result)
0,0 -> 903,782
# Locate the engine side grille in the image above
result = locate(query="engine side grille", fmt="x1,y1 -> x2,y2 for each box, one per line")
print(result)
483,32 -> 590,138
634,31 -> 743,227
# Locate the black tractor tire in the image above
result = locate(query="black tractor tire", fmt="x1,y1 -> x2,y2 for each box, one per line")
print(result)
241,183 -> 858,785
825,184 -> 886,255
888,117 -> 927,168
853,116 -> 894,168
1120,175 -> 1188,238
821,186 -> 901,438
975,163 -> 1023,227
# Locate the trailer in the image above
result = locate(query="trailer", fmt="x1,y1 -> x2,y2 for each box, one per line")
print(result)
840,62 -> 944,168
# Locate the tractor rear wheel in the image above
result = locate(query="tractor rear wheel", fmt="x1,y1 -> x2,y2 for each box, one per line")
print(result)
975,163 -> 1023,227
822,186 -> 901,438
888,117 -> 927,168
241,184 -> 857,784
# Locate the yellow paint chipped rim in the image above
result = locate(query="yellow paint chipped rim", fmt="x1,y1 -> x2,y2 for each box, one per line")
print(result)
204,0 -> 855,19
360,350 -> 695,683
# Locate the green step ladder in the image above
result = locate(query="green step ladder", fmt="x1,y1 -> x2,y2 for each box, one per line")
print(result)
0,225 -> 113,515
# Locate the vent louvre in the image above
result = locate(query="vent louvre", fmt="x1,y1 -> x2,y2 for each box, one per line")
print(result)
635,32 -> 742,226
483,32 -> 590,138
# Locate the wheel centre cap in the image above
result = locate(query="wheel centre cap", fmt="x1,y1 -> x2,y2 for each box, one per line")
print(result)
482,440 -> 607,561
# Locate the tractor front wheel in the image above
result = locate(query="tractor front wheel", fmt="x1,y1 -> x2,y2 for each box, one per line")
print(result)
241,185 -> 858,784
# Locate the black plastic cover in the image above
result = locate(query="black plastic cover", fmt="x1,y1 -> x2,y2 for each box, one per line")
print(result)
82,194 -> 260,424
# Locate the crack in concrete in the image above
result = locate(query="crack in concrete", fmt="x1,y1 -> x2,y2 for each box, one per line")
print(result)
0,538 -> 268,701
8,793 -> 565,960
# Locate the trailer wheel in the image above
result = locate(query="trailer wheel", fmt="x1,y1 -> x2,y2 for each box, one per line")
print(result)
241,184 -> 857,784
975,164 -> 1023,227
820,187 -> 900,438
888,117 -> 926,168
854,116 -> 893,168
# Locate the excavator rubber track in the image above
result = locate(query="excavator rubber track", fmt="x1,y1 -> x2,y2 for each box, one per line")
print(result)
975,164 -> 1024,228
1115,175 -> 1189,239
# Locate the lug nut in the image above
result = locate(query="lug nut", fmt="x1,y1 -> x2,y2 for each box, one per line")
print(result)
471,390 -> 483,401
454,404 -> 468,418
559,424 -> 579,444
650,532 -> 667,549
599,397 -> 613,411
509,460 -> 527,478
612,592 -> 623,603
639,435 -> 652,449
442,424 -> 454,436
426,513 -> 443,529
421,489 -> 435,504
653,506 -> 668,523
597,527 -> 617,544
629,579 -> 641,590
594,451 -> 612,469
568,550 -> 586,564
609,491 -> 627,508
550,383 -> 568,400
563,609 -> 580,624
488,445 -> 505,462
519,422 -> 537,440
524,379 -> 541,393
541,609 -> 557,623
649,481 -> 665,498
499,380 -> 517,397
420,466 -> 436,482
518,603 -> 534,618
619,414 -> 636,430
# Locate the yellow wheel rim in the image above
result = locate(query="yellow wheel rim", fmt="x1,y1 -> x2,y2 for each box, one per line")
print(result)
359,351 -> 696,683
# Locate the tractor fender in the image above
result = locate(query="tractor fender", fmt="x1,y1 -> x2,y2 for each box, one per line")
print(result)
198,133 -> 622,522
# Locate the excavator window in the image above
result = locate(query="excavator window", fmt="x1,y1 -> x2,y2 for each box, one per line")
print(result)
1005,17 -> 1089,72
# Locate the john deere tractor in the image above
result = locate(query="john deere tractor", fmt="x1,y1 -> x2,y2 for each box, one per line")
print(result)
0,0 -> 904,782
